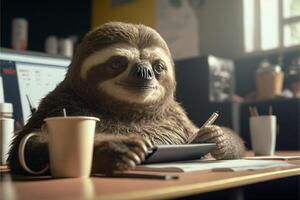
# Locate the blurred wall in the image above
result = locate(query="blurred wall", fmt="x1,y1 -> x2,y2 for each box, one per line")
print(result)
2,0 -> 296,60
92,0 -> 155,28
92,0 -> 200,60
1,0 -> 247,59
196,0 -> 244,59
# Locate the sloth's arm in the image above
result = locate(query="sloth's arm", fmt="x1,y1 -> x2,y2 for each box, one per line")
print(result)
191,125 -> 245,159
172,103 -> 245,159
92,133 -> 152,174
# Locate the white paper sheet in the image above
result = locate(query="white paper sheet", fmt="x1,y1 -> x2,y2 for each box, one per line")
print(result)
244,156 -> 300,160
137,159 -> 294,172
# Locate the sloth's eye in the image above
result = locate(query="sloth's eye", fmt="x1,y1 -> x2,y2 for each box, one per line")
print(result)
153,62 -> 165,74
109,56 -> 128,70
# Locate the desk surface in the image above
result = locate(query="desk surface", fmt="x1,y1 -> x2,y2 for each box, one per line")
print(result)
1,151 -> 300,200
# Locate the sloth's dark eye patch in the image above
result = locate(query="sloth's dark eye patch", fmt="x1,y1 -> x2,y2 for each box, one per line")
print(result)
153,60 -> 166,75
107,56 -> 129,72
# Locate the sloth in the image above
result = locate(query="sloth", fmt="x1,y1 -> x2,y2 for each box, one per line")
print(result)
8,22 -> 245,174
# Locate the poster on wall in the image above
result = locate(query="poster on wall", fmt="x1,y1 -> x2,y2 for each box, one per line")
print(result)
155,0 -> 200,60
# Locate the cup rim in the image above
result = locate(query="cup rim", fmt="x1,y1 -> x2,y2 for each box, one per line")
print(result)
44,116 -> 100,122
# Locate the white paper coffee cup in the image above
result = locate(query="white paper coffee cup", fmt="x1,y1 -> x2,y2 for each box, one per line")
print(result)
0,118 -> 14,165
12,18 -> 28,50
45,116 -> 99,178
58,38 -> 73,57
250,116 -> 276,156
18,116 -> 99,177
45,36 -> 58,55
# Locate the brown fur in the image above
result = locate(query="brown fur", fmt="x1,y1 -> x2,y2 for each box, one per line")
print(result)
8,22 -> 245,174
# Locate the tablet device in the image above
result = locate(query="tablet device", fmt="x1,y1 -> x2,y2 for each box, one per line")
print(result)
143,143 -> 216,164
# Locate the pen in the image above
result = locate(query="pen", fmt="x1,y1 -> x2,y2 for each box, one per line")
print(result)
187,111 -> 219,144
96,173 -> 179,180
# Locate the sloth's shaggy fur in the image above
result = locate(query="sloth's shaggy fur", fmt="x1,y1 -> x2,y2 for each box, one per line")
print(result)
8,22 -> 245,174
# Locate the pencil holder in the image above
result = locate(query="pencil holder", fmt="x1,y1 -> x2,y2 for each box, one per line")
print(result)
249,115 -> 276,156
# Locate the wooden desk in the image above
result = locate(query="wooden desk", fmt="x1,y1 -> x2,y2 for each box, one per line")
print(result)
1,151 -> 300,200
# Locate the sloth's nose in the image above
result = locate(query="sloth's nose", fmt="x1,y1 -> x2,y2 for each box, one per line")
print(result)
130,63 -> 154,80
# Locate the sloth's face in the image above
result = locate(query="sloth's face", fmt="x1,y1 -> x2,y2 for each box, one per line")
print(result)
80,43 -> 175,104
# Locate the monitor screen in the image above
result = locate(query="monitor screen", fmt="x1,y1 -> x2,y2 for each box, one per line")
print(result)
0,48 -> 70,129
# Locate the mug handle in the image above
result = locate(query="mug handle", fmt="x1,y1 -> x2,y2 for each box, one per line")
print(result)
18,132 -> 49,175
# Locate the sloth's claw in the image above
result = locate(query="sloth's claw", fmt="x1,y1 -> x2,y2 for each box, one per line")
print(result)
92,135 -> 148,174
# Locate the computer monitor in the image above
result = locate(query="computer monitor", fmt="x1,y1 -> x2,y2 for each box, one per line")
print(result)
0,48 -> 70,129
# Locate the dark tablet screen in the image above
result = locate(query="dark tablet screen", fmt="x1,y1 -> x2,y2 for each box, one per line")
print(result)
143,143 -> 216,164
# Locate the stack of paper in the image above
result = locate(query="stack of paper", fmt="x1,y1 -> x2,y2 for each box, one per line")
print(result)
137,159 -> 294,172
243,156 -> 300,161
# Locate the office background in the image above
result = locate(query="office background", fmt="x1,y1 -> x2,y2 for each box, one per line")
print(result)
1,0 -> 299,199
1,0 -> 300,147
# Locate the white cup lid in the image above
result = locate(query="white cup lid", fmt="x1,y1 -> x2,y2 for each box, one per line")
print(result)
0,103 -> 13,113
